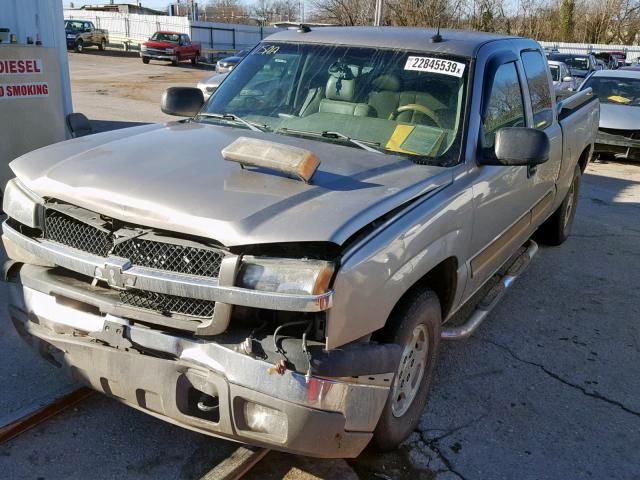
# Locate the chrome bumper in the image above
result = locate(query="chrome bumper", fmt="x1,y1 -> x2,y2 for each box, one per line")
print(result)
140,52 -> 176,61
6,281 -> 388,457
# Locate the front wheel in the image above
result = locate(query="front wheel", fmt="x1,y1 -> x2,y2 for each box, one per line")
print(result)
191,55 -> 198,66
171,56 -> 179,66
99,39 -> 106,51
372,288 -> 441,451
74,40 -> 84,53
535,164 -> 581,246
142,57 -> 150,64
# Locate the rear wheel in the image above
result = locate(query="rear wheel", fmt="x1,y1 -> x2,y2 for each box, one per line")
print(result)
98,39 -> 106,51
142,57 -> 150,64
74,40 -> 84,53
535,164 -> 581,246
372,288 -> 441,451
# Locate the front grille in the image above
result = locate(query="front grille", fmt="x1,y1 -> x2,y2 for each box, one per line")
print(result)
146,48 -> 169,55
599,127 -> 640,139
43,209 -> 224,277
112,238 -> 223,277
44,210 -> 112,257
120,289 -> 216,318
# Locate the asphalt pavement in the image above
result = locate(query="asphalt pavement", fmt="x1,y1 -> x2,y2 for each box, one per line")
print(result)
0,51 -> 638,479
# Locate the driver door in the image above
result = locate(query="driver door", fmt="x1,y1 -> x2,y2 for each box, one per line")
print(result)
465,59 -> 533,296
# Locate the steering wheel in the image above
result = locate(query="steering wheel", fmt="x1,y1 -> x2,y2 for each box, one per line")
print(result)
388,104 -> 442,128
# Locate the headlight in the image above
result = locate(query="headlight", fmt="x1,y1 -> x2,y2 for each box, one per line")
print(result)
66,34 -> 75,39
237,257 -> 334,295
141,45 -> 148,51
165,48 -> 174,54
3,178 -> 43,228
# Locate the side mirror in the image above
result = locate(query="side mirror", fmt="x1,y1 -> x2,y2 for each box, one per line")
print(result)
562,76 -> 574,82
161,87 -> 204,117
481,127 -> 550,166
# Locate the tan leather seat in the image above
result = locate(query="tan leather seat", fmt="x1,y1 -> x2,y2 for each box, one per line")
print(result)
367,74 -> 401,119
318,75 -> 371,116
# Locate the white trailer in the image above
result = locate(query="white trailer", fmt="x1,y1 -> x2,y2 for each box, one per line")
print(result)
0,0 -> 73,200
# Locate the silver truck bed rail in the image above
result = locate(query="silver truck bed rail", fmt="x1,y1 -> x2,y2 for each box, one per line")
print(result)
557,87 -> 593,117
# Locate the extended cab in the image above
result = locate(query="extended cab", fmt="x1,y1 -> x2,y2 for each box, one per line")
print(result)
64,20 -> 108,53
2,28 -> 598,458
141,31 -> 200,66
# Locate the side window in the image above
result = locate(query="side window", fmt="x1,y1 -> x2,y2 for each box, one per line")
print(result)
183,35 -> 191,44
483,62 -> 525,148
521,50 -> 554,129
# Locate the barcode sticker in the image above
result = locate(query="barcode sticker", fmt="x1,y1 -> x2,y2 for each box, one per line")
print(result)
404,56 -> 466,77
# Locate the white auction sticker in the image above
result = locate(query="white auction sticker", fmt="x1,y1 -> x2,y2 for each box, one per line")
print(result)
0,82 -> 49,99
404,56 -> 465,77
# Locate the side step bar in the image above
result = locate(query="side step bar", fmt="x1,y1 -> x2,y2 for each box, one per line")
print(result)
441,240 -> 539,340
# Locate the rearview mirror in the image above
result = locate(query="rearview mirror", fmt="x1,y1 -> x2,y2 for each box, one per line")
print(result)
161,87 -> 204,117
481,127 -> 550,166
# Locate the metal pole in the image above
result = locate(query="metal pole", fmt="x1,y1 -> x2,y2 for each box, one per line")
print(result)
374,0 -> 383,26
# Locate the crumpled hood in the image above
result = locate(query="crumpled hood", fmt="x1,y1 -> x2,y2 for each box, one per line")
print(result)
10,122 -> 452,247
599,103 -> 640,130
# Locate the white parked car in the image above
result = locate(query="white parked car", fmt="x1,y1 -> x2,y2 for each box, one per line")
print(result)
548,60 -> 576,96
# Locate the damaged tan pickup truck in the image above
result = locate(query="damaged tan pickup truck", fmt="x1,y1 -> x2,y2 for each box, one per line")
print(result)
2,27 -> 598,457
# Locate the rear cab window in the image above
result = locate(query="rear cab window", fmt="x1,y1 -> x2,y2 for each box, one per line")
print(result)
521,50 -> 554,129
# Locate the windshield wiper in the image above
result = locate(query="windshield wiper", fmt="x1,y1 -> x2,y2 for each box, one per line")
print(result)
277,128 -> 383,153
196,112 -> 268,132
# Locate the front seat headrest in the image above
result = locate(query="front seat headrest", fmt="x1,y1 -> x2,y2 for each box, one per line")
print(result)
325,62 -> 356,101
372,74 -> 400,92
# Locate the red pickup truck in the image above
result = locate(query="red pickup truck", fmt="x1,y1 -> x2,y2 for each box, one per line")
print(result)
141,31 -> 200,66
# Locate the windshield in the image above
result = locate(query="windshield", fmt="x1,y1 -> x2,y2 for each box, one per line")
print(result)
549,65 -> 560,81
563,56 -> 589,70
202,42 -> 469,165
65,20 -> 84,31
582,76 -> 640,106
151,32 -> 179,43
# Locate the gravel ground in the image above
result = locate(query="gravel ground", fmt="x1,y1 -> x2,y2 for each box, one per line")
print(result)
1,50 -> 639,480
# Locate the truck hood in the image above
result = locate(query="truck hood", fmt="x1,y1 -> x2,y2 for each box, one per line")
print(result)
10,122 -> 452,247
599,103 -> 640,130
143,40 -> 177,49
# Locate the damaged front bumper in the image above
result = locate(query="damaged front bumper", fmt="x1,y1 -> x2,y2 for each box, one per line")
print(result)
595,130 -> 640,160
5,267 -> 391,458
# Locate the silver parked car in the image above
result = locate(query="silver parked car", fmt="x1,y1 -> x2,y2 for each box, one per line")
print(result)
548,60 -> 577,96
580,69 -> 640,161
197,72 -> 228,100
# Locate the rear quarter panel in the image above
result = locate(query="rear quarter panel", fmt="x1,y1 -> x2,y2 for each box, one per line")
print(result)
556,97 -> 599,205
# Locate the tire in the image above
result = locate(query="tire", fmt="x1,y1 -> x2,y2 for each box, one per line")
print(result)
535,164 -> 581,246
372,288 -> 441,451
172,56 -> 179,66
191,55 -> 198,66
75,40 -> 84,53
98,39 -> 106,51
142,57 -> 150,64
